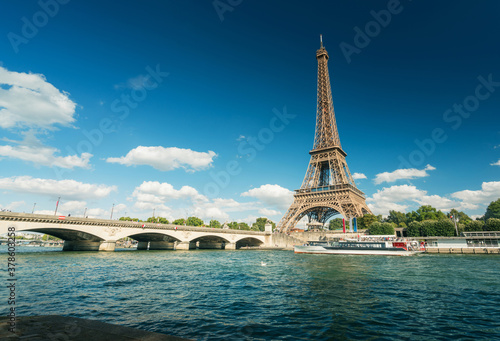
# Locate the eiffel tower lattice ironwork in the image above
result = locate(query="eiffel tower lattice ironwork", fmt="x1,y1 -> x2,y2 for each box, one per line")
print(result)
277,37 -> 372,232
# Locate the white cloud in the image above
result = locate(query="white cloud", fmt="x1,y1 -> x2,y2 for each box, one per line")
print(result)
452,181 -> 500,205
129,181 -> 275,222
114,203 -> 127,212
59,200 -> 86,213
366,182 -> 492,215
238,214 -> 261,225
54,201 -> 127,218
414,195 -> 460,211
374,164 -> 435,184
114,73 -> 157,90
491,160 -> 500,166
34,206 -> 111,219
211,198 -> 260,212
352,173 -> 367,180
258,208 -> 281,216
86,208 -> 109,219
131,181 -> 212,221
367,201 -> 409,215
369,184 -> 426,203
0,66 -> 77,129
190,198 -> 261,222
34,210 -> 57,215
0,176 -> 116,200
0,201 -> 25,211
367,185 -> 421,215
367,184 -> 457,215
0,144 -> 91,169
241,184 -> 293,210
127,74 -> 155,90
133,201 -> 173,220
192,206 -> 229,222
106,146 -> 217,172
132,181 -> 207,203
236,135 -> 245,141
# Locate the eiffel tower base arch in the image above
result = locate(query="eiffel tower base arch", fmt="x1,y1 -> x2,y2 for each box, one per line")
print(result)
278,186 -> 372,232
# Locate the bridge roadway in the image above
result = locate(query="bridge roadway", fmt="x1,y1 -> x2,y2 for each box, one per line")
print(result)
0,212 -> 271,251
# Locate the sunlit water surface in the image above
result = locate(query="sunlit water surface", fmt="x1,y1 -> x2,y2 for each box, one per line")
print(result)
3,247 -> 500,340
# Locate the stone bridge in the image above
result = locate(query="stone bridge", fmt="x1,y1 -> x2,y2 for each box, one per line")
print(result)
0,212 -> 272,251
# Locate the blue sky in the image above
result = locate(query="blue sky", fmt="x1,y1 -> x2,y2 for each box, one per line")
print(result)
0,0 -> 499,224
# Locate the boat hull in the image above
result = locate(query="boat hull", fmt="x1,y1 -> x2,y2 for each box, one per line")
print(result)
294,245 -> 422,256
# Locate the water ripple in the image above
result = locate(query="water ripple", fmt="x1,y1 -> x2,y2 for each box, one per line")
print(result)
3,247 -> 500,340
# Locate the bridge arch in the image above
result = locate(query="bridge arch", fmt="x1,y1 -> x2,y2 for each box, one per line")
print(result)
16,227 -> 103,242
15,227 -> 106,251
189,235 -> 232,250
126,232 -> 182,250
235,237 -> 264,249
0,212 -> 271,251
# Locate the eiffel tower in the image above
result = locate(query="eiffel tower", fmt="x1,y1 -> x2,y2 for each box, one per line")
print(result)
278,36 -> 372,232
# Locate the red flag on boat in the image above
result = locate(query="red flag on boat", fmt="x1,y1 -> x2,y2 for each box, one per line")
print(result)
342,218 -> 345,233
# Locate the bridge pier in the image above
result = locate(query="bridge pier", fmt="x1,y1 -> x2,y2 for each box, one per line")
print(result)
149,241 -> 175,250
198,241 -> 224,249
137,241 -> 149,250
63,240 -> 101,251
224,242 -> 236,250
99,241 -> 116,252
137,242 -> 149,250
175,241 -> 194,250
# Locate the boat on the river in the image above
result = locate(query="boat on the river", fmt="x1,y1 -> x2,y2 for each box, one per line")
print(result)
294,238 -> 424,256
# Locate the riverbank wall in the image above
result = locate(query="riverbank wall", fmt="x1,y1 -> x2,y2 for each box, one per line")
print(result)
425,247 -> 500,254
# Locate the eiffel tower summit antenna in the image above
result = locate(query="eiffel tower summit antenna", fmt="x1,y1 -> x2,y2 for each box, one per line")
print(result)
277,37 -> 372,233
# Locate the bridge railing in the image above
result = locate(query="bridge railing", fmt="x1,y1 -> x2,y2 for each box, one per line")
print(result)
0,212 -> 267,235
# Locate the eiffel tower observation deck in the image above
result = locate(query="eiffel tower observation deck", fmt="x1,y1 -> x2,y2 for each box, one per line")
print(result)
278,36 -> 372,233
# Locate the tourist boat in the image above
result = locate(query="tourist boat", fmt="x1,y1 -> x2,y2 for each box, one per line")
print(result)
294,239 -> 424,256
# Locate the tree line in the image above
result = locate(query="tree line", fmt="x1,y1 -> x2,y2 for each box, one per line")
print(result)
327,198 -> 500,237
118,216 -> 276,232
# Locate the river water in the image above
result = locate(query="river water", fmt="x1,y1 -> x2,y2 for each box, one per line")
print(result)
3,247 -> 500,340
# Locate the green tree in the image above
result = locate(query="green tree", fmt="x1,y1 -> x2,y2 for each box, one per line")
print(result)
172,218 -> 186,225
433,219 -> 456,236
186,216 -> 204,226
42,234 -> 61,241
464,220 -> 485,232
147,216 -> 169,224
405,211 -> 419,224
485,218 -> 500,231
406,221 -> 422,237
447,209 -> 471,224
329,218 -> 344,230
209,220 -> 221,228
252,217 -> 268,231
405,219 -> 455,237
228,222 -> 239,229
485,198 -> 500,220
368,222 -> 395,235
387,210 -> 407,226
238,222 -> 250,230
420,220 -> 435,236
415,205 -> 446,221
119,217 -> 140,222
358,214 -> 381,229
